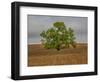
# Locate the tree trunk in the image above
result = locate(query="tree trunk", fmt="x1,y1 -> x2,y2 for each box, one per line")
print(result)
56,45 -> 60,51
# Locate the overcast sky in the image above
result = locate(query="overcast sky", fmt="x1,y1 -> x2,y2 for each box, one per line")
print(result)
28,15 -> 88,44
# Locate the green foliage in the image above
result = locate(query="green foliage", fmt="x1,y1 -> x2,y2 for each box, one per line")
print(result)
40,22 -> 76,51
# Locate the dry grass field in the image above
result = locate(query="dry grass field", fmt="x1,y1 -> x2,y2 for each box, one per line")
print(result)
28,43 -> 88,66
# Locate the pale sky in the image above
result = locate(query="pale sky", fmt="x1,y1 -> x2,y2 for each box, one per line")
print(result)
28,15 -> 88,44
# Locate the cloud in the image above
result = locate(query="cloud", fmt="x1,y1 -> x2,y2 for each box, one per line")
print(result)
28,15 -> 88,44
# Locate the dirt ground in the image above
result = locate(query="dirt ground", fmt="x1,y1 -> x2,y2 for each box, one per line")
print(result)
28,43 -> 88,66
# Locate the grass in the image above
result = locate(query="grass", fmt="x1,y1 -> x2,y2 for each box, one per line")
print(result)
28,43 -> 88,66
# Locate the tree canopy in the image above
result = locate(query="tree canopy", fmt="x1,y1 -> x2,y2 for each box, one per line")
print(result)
40,22 -> 76,51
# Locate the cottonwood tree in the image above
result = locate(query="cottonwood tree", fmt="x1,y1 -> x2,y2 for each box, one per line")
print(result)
40,22 -> 76,51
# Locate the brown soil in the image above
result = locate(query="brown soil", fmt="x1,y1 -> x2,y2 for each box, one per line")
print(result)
28,43 -> 88,66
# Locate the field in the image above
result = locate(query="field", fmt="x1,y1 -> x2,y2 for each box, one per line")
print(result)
28,43 -> 88,66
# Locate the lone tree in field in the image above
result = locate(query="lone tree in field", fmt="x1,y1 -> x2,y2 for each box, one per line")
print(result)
40,22 -> 76,51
